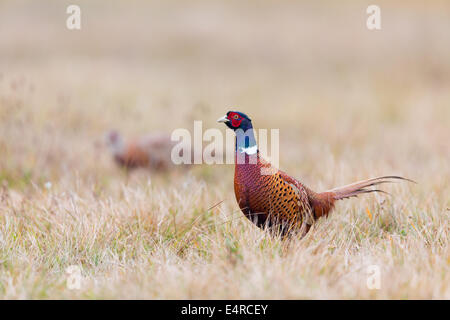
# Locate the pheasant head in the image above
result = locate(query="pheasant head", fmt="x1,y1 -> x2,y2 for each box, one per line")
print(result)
217,111 -> 253,131
217,111 -> 257,156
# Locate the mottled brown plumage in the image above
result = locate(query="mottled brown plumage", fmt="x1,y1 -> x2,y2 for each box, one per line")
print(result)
218,111 -> 413,237
105,130 -> 181,171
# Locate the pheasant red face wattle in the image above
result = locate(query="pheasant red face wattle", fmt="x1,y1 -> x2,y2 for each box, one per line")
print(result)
228,112 -> 243,127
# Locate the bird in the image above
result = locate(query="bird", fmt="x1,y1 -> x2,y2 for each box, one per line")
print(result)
217,110 -> 413,237
105,130 -> 182,171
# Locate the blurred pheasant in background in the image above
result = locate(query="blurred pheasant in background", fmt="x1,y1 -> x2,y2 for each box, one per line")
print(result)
106,130 -> 180,171
218,111 -> 413,236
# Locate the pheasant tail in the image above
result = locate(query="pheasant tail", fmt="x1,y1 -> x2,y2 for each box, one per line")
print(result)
310,176 -> 414,219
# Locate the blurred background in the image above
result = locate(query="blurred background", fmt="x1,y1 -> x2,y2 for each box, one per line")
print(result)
1,0 -> 449,190
0,0 -> 449,299
1,0 -> 449,188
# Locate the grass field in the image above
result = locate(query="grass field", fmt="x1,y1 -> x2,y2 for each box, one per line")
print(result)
0,0 -> 449,299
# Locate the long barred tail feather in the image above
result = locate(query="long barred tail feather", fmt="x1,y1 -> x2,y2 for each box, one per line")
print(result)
309,176 -> 414,220
328,176 -> 415,201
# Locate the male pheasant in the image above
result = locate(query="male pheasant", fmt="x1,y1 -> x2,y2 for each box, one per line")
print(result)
218,111 -> 412,236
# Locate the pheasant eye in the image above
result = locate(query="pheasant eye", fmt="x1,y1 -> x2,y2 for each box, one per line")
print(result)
233,115 -> 239,119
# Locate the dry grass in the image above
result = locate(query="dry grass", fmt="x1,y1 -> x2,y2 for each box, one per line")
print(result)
0,0 -> 449,299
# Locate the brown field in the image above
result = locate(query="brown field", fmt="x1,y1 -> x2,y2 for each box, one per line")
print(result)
0,0 -> 449,299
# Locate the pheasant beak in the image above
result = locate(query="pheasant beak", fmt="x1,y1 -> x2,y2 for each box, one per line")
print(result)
217,115 -> 229,123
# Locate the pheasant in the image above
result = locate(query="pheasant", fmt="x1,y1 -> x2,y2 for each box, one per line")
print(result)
218,111 -> 412,236
105,130 -> 181,171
